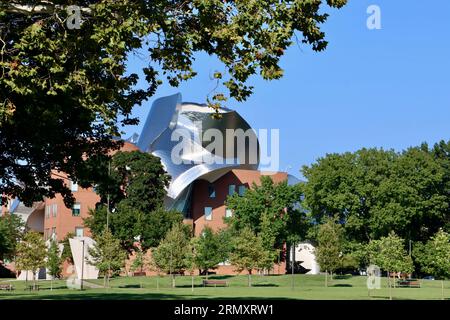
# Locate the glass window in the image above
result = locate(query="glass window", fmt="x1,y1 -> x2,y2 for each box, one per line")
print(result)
228,184 -> 236,195
208,184 -> 216,198
72,203 -> 81,216
225,208 -> 233,218
45,206 -> 50,219
70,180 -> 78,192
75,227 -> 84,237
52,204 -> 57,217
238,185 -> 246,196
51,227 -> 56,240
204,207 -> 213,221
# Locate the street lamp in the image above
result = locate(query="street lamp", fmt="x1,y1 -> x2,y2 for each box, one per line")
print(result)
80,239 -> 85,290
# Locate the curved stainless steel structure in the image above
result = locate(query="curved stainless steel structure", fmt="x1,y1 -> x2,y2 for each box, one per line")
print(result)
137,93 -> 260,210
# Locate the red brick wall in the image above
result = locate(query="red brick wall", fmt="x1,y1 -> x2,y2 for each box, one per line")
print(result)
190,169 -> 288,274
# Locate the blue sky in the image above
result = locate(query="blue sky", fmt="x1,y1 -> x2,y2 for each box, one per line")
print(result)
122,0 -> 450,178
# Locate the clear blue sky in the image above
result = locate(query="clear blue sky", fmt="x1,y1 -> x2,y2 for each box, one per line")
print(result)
122,0 -> 450,178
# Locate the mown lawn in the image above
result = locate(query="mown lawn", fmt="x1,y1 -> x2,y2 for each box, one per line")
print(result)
0,274 -> 449,300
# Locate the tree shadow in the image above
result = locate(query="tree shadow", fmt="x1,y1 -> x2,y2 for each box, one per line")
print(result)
252,283 -> 279,287
333,275 -> 352,280
331,284 -> 352,288
0,291 -> 298,300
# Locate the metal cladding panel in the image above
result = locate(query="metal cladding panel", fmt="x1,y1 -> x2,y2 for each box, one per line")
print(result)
138,93 -> 260,201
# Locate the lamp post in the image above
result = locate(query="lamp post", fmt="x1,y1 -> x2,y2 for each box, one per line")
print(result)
80,239 -> 85,290
291,243 -> 295,290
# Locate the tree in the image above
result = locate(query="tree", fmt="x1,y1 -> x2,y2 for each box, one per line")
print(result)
229,227 -> 268,287
151,223 -> 191,288
130,248 -> 146,275
0,0 -> 347,206
0,213 -> 24,261
368,232 -> 414,300
413,229 -> 450,300
315,217 -> 344,287
302,146 -> 448,244
15,231 -> 47,290
191,227 -> 228,279
87,229 -> 127,287
46,239 -> 62,290
59,232 -> 75,265
85,204 -> 183,253
83,150 -> 181,253
91,151 -> 169,212
226,176 -> 304,266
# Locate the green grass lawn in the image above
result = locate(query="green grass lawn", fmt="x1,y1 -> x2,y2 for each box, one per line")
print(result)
0,274 -> 449,300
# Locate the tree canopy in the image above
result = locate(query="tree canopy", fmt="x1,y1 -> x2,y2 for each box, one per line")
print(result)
83,150 -> 181,253
315,216 -> 344,286
0,0 -> 347,206
15,231 -> 47,283
226,175 -> 305,258
302,143 -> 449,244
0,213 -> 25,261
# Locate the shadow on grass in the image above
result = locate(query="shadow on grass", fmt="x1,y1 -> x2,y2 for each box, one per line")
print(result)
0,291 -> 297,301
331,284 -> 352,288
333,275 -> 352,280
252,284 -> 279,287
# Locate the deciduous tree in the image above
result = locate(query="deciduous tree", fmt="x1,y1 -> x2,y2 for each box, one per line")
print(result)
46,239 -> 62,290
229,227 -> 268,287
15,231 -> 47,289
0,0 -> 347,206
413,229 -> 450,300
87,229 -> 127,287
151,223 -> 191,288
315,217 -> 344,287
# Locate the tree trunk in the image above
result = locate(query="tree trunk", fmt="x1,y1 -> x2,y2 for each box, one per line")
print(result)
172,274 -> 175,288
51,278 -> 53,291
205,270 -> 208,280
33,271 -> 36,291
191,275 -> 194,292
103,275 -> 107,288
325,271 -> 328,288
156,275 -> 159,291
388,272 -> 392,300
442,280 -> 444,301
248,271 -> 252,287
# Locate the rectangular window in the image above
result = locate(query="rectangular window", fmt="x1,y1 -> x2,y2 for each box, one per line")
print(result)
75,227 -> 84,237
72,203 -> 81,216
225,208 -> 233,218
52,204 -> 57,217
228,184 -> 236,196
51,227 -> 56,240
208,184 -> 216,198
204,207 -> 213,221
70,180 -> 78,192
238,185 -> 246,196
45,206 -> 50,219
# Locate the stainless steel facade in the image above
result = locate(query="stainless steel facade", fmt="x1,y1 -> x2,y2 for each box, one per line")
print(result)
137,93 -> 260,212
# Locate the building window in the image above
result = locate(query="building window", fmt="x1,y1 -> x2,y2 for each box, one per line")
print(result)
51,227 -> 56,240
208,184 -> 216,198
228,184 -> 236,196
52,204 -> 57,217
72,203 -> 81,216
75,227 -> 84,237
204,207 -> 213,221
45,206 -> 50,219
70,180 -> 78,192
44,228 -> 49,240
238,185 -> 246,196
225,208 -> 233,218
